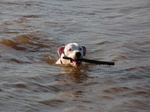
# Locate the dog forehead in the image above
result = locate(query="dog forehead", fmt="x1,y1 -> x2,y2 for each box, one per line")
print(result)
65,43 -> 81,50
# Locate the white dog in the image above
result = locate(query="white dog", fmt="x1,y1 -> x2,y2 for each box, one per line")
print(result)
56,43 -> 86,67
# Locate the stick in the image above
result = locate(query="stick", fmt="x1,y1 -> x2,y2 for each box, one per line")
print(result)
63,57 -> 115,66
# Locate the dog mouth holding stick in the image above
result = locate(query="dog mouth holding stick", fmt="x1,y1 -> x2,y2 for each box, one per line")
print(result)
55,43 -> 114,67
63,57 -> 115,66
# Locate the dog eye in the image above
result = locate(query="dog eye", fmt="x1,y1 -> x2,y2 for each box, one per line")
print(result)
68,48 -> 72,51
79,47 -> 82,50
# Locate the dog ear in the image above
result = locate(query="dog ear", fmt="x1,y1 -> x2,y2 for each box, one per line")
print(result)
82,46 -> 86,56
58,46 -> 65,56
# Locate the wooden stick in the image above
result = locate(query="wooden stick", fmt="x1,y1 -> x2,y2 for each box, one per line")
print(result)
63,57 -> 115,66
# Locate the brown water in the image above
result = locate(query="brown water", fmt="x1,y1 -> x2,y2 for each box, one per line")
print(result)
0,0 -> 150,112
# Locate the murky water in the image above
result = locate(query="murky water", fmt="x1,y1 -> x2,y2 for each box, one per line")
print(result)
0,0 -> 150,112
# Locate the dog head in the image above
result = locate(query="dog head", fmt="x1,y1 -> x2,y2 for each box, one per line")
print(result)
57,43 -> 86,67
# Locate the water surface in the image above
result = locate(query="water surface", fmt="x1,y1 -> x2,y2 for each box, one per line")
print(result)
0,0 -> 150,112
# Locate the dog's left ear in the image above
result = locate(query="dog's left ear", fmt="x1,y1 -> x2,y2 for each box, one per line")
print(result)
58,46 -> 65,56
82,46 -> 86,56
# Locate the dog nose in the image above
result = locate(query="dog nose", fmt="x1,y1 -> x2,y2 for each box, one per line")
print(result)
76,52 -> 81,58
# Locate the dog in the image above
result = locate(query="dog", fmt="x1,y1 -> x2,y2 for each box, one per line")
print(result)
56,43 -> 86,67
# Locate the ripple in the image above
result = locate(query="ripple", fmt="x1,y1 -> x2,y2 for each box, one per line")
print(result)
14,83 -> 27,88
0,38 -> 26,50
95,41 -> 110,45
39,100 -> 64,106
23,14 -> 44,18
102,87 -> 133,94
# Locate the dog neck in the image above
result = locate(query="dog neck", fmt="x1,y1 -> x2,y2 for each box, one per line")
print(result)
60,53 -> 65,64
60,59 -> 63,64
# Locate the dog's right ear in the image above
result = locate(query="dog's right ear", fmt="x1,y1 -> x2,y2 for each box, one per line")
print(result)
58,46 -> 65,56
82,46 -> 86,56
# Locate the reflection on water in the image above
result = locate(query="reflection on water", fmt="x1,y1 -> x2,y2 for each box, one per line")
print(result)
0,0 -> 150,112
56,66 -> 89,84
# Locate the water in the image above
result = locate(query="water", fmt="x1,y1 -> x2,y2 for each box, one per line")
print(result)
0,0 -> 150,112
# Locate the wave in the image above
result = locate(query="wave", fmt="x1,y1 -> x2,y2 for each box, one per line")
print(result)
0,33 -> 50,51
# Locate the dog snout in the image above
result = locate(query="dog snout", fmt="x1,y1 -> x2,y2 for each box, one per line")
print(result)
76,52 -> 81,58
